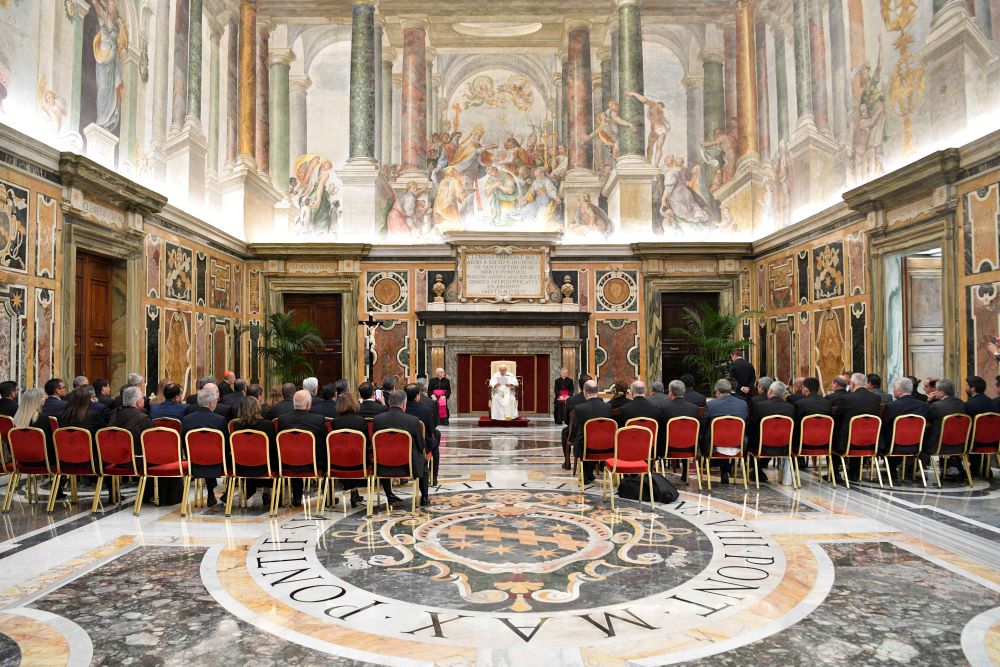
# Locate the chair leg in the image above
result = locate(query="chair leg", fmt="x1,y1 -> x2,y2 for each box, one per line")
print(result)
694,458 -> 703,491
153,478 -> 159,506
792,458 -> 801,489
269,479 -> 280,517
91,477 -> 105,514
872,457 -> 884,488
46,474 -> 61,513
753,456 -> 760,490
915,458 -> 927,488
839,457 -> 851,489
882,457 -> 894,488
963,455 -> 974,488
704,459 -> 712,491
740,458 -> 748,490
647,471 -> 655,509
134,477 -> 147,515
827,456 -> 835,486
411,480 -> 418,514
2,472 -> 18,512
577,459 -> 585,493
368,477 -> 375,517
607,469 -> 615,511
224,477 -> 237,517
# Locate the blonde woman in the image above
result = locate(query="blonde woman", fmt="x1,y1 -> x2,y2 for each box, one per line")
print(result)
12,387 -> 56,471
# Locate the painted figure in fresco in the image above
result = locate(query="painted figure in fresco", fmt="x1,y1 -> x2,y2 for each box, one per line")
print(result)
91,0 -> 127,132
37,74 -> 68,135
772,141 -> 791,228
483,166 -> 522,226
291,155 -> 336,235
433,166 -> 467,231
387,181 -> 425,238
700,127 -> 737,184
659,156 -> 712,231
574,193 -> 614,238
519,167 -> 561,224
626,91 -> 670,168
849,58 -> 886,182
549,144 -> 568,182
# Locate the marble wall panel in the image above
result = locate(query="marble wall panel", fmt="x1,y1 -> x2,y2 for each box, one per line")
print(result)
248,269 -> 262,318
233,264 -> 243,315
595,271 -> 638,313
162,309 -> 192,391
372,319 -> 409,384
34,194 -> 57,279
33,287 -> 54,384
144,234 -> 161,298
814,307 -> 848,388
195,313 -> 207,382
796,251 -> 810,305
964,182 -> 1000,275
851,303 -> 866,373
812,242 -> 845,301
0,178 -> 29,274
847,231 -> 865,296
196,252 -> 207,307
212,317 -> 231,378
145,305 -> 160,391
0,283 -> 27,388
772,317 -> 793,383
594,319 -> 639,387
366,270 -> 409,313
968,280 -> 1000,396
768,258 -> 793,310
797,311 -> 811,378
164,242 -> 193,302
210,258 -> 232,310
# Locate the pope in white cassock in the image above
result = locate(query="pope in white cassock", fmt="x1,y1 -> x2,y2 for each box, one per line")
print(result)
489,365 -> 519,420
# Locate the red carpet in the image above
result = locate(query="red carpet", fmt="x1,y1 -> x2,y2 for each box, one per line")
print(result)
478,416 -> 530,427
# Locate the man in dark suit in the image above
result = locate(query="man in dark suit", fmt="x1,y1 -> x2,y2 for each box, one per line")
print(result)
879,376 -> 930,476
150,383 -> 188,420
406,383 -> 439,487
794,377 -> 833,420
110,386 -> 155,452
572,380 -> 613,484
553,368 -> 575,424
662,380 -> 700,477
93,379 -> 114,411
186,376 -> 214,406
834,373 -> 883,480
373,390 -> 429,505
222,379 -> 248,409
111,373 -> 144,411
277,390 -> 330,506
41,378 -> 68,420
647,381 -> 671,410
867,374 -> 893,405
186,387 -> 234,421
747,381 -> 796,482
0,381 -> 18,417
415,377 -> 440,435
826,375 -> 850,414
727,350 -> 756,402
965,376 -> 995,478
702,379 -> 748,484
751,377 -> 773,407
358,382 -> 389,418
265,383 -> 296,420
561,375 -> 592,470
680,374 -> 706,408
787,377 -> 806,404
617,380 -> 663,430
181,383 -> 229,506
922,379 -> 966,476
311,384 -> 340,418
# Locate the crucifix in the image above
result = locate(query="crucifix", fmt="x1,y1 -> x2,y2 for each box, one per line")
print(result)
358,312 -> 378,382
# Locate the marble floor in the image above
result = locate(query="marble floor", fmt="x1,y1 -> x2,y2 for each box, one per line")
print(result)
1,416 -> 999,666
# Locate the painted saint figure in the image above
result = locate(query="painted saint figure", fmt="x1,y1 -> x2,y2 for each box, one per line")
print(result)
700,127 -> 737,184
626,91 -> 670,167
659,156 -> 712,231
574,193 -> 614,238
92,0 -> 127,132
586,101 -> 636,160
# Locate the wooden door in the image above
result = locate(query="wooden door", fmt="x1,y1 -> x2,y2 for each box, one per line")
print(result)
661,292 -> 720,388
283,293 -> 343,384
903,256 -> 943,379
75,251 -> 113,380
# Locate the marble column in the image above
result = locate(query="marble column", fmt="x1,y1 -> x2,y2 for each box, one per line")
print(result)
269,48 -> 293,189
433,75 -> 443,136
682,74 -> 704,167
225,18 -> 239,167
933,0 -> 950,12
237,0 -> 256,165
255,22 -> 271,174
150,0 -> 170,162
400,19 -> 427,177
565,22 -> 594,171
560,52 -> 569,144
553,71 -> 563,141
591,72 -> 603,149
610,28 -> 620,103
425,49 -> 435,141
171,0 -> 190,130
754,15 -> 770,160
67,0 -> 90,145
734,0 -> 758,163
289,74 -> 311,164
616,0 -> 645,158
186,0 -> 203,126
349,1 -> 376,162
380,50 -> 394,166
808,0 -> 829,132
723,24 -> 737,127
208,21 -> 222,174
702,50 -> 726,138
599,47 -> 614,111
374,20 -> 383,163
828,0 -> 846,138
774,29 -> 790,142
792,0 -> 812,123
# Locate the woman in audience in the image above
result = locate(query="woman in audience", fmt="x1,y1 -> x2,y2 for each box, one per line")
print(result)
266,386 -> 282,411
329,392 -> 371,508
230,395 -> 278,506
609,380 -> 631,414
12,388 -> 61,500
59,385 -> 105,435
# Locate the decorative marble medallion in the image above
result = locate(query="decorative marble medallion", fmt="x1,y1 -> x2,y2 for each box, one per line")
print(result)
366,270 -> 409,313
595,270 -> 638,313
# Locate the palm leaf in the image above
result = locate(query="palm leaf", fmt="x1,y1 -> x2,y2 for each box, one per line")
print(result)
259,310 -> 323,385
667,303 -> 755,387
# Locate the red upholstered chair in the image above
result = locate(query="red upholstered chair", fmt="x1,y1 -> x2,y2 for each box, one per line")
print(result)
153,417 -> 182,432
604,425 -> 655,510
0,415 -> 13,474
185,428 -> 228,510
625,417 -> 659,464
929,413 -> 974,488
836,415 -> 883,488
227,421 -> 238,435
578,418 -> 617,492
883,415 -> 927,487
3,427 -> 52,512
47,416 -> 59,432
276,429 -> 321,515
797,415 -> 835,486
749,415 -> 795,489
703,416 -> 747,490
664,416 -> 702,489
323,429 -> 369,514
137,427 -> 189,516
50,427 -> 98,512
371,429 -> 418,515
968,412 -> 1000,480
325,418 -> 334,433
271,418 -> 280,432
228,430 -> 277,517
365,418 -> 374,441
94,427 -> 138,513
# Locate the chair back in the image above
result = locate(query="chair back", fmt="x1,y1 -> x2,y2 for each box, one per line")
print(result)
709,416 -> 745,457
936,413 -> 972,455
325,417 -> 334,433
758,415 -> 794,456
614,425 -> 653,463
140,427 -> 183,470
969,412 -> 1000,454
327,429 -> 368,479
9,427 -> 50,472
53,427 -> 96,475
231,430 -> 271,473
583,417 -> 617,461
845,415 -> 881,456
798,415 -> 834,456
625,417 -> 658,445
887,415 -> 926,456
95,427 -> 136,475
272,417 -> 280,431
665,416 -> 700,459
185,428 -> 227,474
48,416 -> 59,432
153,417 -> 182,432
276,429 -> 317,475
227,421 -> 238,435
365,417 -> 374,440
372,429 -> 413,477
0,414 -> 13,445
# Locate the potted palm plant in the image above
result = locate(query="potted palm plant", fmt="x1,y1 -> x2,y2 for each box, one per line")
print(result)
259,310 -> 323,385
668,303 -> 754,390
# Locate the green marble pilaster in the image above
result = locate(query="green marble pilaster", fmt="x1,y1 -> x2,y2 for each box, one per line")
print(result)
703,58 -> 725,138
122,56 -> 139,162
560,58 -> 569,143
381,57 -> 393,165
774,32 -> 790,141
349,2 -> 376,161
208,24 -> 221,173
601,55 -> 614,110
426,58 -> 434,140
616,1 -> 645,158
69,5 -> 89,133
269,53 -> 291,189
374,25 -> 383,162
187,0 -> 202,122
792,0 -> 812,120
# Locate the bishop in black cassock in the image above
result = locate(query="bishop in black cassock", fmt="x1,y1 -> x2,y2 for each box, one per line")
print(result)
428,369 -> 452,425
553,369 -> 575,424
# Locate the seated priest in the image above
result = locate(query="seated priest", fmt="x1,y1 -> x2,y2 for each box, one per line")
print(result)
490,365 -> 519,420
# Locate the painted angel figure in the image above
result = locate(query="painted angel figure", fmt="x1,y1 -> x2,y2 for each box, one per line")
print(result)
626,91 -> 670,167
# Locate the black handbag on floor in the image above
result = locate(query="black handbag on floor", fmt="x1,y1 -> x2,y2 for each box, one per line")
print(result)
616,472 -> 678,503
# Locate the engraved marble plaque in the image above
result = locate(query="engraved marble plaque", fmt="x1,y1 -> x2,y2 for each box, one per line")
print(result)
461,248 -> 546,301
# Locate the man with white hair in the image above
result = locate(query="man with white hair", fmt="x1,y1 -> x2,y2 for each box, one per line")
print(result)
302,377 -> 319,397
112,373 -> 144,411
879,376 -> 930,459
702,379 -> 748,485
181,383 -> 228,506
489,365 -> 519,420
747,380 -> 795,482
617,379 -> 662,429
109,385 -> 154,452
276,389 -> 329,507
833,372 -> 882,479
